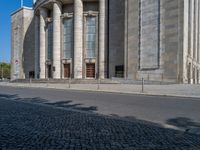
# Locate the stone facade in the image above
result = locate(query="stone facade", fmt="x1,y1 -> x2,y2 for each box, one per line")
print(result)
11,0 -> 200,84
11,7 -> 35,80
125,0 -> 200,84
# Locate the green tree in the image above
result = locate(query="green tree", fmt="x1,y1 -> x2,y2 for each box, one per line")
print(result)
0,62 -> 11,79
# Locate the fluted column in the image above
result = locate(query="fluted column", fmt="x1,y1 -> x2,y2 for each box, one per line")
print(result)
74,0 -> 83,78
99,0 -> 106,79
53,2 -> 62,79
39,8 -> 47,79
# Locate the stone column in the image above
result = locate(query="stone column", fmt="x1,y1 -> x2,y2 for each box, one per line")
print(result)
190,0 -> 194,58
195,0 -> 198,61
190,63 -> 193,84
197,0 -> 200,63
53,2 -> 62,79
34,15 -> 39,79
74,0 -> 83,78
39,8 -> 47,79
99,0 -> 106,79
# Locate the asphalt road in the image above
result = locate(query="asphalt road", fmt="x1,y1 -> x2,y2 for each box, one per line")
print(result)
0,86 -> 200,131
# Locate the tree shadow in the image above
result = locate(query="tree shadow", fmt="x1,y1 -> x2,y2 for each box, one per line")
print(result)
166,117 -> 200,129
45,101 -> 97,112
0,93 -> 98,113
0,94 -> 18,99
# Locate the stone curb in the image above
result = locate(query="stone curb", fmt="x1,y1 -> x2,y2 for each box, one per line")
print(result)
1,83 -> 200,99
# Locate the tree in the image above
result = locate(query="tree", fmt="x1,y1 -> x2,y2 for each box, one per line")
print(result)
0,62 -> 11,79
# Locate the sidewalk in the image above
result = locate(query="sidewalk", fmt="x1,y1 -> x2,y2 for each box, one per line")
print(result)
0,82 -> 200,98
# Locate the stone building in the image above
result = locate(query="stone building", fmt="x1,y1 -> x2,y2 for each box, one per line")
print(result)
11,0 -> 200,84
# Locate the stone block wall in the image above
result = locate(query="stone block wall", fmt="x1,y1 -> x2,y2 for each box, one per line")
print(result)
11,8 -> 34,80
108,0 -> 125,78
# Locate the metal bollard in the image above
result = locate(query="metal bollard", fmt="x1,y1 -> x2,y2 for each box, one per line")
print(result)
46,78 -> 49,87
29,78 -> 32,84
141,78 -> 144,93
68,77 -> 71,88
97,78 -> 100,90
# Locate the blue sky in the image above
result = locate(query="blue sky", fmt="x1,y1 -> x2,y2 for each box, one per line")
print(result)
0,0 -> 33,63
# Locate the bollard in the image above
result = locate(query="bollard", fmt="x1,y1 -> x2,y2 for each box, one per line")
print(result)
142,78 -> 144,93
47,78 -> 49,87
29,78 -> 32,86
68,77 -> 71,88
97,78 -> 100,90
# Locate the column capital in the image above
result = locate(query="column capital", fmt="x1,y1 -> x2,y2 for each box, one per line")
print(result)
50,0 -> 62,7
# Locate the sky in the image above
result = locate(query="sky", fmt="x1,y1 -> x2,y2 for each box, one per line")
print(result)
0,0 -> 33,63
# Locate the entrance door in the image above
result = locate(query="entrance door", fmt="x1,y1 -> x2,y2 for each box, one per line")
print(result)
86,63 -> 95,78
64,64 -> 70,78
47,65 -> 52,78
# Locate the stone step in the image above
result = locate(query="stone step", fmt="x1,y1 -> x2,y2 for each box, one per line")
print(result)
11,79 -> 119,84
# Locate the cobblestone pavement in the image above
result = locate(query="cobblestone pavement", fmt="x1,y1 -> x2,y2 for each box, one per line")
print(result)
1,98 -> 200,150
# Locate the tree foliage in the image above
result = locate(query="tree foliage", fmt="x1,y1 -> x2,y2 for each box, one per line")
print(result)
0,62 -> 11,79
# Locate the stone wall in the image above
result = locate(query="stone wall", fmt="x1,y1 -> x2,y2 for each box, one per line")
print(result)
140,0 -> 160,70
11,8 -> 34,80
126,0 -> 185,82
109,0 -> 125,78
23,9 -> 35,78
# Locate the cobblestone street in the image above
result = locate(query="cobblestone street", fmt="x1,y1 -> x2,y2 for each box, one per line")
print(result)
1,97 -> 200,149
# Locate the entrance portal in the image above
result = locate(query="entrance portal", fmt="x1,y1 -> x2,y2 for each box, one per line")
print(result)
64,64 -> 70,78
86,63 -> 95,78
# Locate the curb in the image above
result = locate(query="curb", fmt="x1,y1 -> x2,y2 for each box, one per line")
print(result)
1,83 -> 200,99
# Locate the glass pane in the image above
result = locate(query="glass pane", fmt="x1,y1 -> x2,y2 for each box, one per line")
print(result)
85,16 -> 96,58
47,22 -> 53,60
63,18 -> 73,59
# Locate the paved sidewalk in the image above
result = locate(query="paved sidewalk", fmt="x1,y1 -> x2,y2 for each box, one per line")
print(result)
1,82 -> 200,98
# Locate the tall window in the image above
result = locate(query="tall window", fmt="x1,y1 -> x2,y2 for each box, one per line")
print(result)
47,22 -> 53,60
85,16 -> 96,58
63,18 -> 73,59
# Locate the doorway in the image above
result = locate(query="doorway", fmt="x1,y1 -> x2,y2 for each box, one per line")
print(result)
86,63 -> 95,78
64,64 -> 70,78
47,65 -> 52,78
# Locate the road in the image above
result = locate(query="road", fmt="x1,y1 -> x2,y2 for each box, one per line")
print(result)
0,86 -> 200,149
0,86 -> 200,128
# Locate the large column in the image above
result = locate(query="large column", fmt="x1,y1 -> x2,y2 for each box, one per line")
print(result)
190,63 -> 193,84
53,2 -> 62,79
195,0 -> 198,61
198,0 -> 200,63
74,0 -> 83,78
34,15 -> 39,79
190,0 -> 194,58
99,0 -> 106,79
39,8 -> 47,79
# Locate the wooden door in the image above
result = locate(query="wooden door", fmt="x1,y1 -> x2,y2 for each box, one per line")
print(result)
64,64 -> 70,78
86,63 -> 95,78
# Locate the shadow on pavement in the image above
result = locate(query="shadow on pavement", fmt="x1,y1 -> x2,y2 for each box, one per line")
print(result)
45,101 -> 97,112
166,117 -> 200,130
0,93 -> 98,113
1,94 -> 200,149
